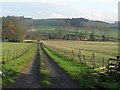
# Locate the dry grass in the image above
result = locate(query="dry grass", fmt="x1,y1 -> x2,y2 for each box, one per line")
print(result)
44,40 -> 118,67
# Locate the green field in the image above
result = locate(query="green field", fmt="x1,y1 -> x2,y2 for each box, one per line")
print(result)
2,43 -> 34,63
34,19 -> 118,39
43,44 -> 120,88
2,42 -> 37,86
44,40 -> 118,68
35,26 -> 118,39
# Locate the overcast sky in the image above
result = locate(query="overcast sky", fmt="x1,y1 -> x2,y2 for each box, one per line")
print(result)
0,0 -> 119,23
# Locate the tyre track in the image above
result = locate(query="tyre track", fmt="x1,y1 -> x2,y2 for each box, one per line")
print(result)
40,43 -> 80,88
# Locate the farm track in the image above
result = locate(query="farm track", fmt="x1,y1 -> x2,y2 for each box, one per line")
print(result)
40,43 -> 80,88
5,45 -> 41,88
4,43 -> 80,88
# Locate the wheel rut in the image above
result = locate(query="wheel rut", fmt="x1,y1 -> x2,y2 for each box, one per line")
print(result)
5,44 -> 41,88
40,44 -> 80,88
4,43 -> 81,88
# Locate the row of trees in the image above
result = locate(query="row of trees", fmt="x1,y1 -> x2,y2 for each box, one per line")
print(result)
2,16 -> 43,42
2,16 -> 26,42
2,16 -> 116,42
43,31 -> 111,42
64,18 -> 89,27
50,18 -> 112,41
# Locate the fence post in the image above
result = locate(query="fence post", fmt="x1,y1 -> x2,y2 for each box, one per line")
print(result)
83,55 -> 86,66
72,50 -> 75,60
92,52 -> 96,68
102,58 -> 105,68
78,53 -> 80,62
64,50 -> 66,57
16,49 -> 18,58
66,50 -> 69,58
69,51 -> 72,59
7,50 -> 10,61
14,48 -> 16,59
91,56 -> 94,68
78,49 -> 82,62
2,52 -> 5,64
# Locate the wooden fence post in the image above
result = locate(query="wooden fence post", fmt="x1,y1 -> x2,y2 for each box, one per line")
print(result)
64,50 -> 66,57
72,50 -> 75,60
2,52 -> 5,64
16,49 -> 18,58
91,56 -> 94,68
69,51 -> 72,59
66,50 -> 69,58
79,49 -> 82,62
78,53 -> 80,62
7,50 -> 10,61
92,52 -> 96,68
102,58 -> 105,68
83,55 -> 86,66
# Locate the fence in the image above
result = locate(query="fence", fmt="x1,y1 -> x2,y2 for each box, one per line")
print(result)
43,44 -> 108,69
2,45 -> 34,64
108,56 -> 120,73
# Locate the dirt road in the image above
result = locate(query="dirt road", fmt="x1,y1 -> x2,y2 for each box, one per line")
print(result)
5,44 -> 41,88
4,43 -> 80,88
40,44 -> 80,88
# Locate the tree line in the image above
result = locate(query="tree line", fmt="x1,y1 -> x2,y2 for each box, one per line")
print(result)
2,16 -> 25,42
2,16 -> 117,42
2,16 -> 40,42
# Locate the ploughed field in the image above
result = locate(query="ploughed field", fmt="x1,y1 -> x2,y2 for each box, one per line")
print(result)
44,40 -> 118,68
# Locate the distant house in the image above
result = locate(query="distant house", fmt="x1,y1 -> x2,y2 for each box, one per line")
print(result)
25,29 -> 41,41
41,33 -> 49,40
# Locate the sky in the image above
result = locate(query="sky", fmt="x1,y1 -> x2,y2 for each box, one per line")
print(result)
0,0 -> 119,23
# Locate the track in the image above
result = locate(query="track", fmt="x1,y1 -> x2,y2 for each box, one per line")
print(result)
40,43 -> 80,88
5,44 -> 41,88
4,43 -> 80,88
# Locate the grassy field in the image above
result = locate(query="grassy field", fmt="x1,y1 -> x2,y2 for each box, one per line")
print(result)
2,43 -> 34,63
35,25 -> 118,39
43,40 -> 118,68
43,45 -> 120,88
2,42 -> 37,87
34,19 -> 118,38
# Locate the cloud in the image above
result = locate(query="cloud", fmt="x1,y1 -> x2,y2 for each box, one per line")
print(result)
1,0 -> 118,23
48,12 -> 66,18
2,9 -> 12,14
92,0 -> 119,4
95,13 -> 104,20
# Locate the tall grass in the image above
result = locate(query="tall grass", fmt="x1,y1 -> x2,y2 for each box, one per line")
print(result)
2,43 -> 37,87
43,45 -> 120,89
2,42 -> 34,63
44,40 -> 118,68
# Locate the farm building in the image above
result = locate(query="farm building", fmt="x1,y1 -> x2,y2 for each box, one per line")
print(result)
25,29 -> 41,41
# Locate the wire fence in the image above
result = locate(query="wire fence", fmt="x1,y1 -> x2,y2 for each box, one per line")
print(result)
43,44 -> 109,69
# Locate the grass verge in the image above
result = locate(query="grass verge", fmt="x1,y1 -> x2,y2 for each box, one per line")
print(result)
2,44 -> 37,87
43,45 -> 120,89
39,48 -> 51,86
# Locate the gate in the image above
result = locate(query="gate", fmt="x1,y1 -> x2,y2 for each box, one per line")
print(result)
108,56 -> 120,73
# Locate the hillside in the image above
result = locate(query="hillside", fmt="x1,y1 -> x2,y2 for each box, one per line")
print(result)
33,18 -> 118,38
2,16 -> 118,39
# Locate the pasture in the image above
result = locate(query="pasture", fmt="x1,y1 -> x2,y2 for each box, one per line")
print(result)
44,40 -> 118,68
2,42 -> 37,86
43,42 -> 120,88
2,43 -> 35,63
